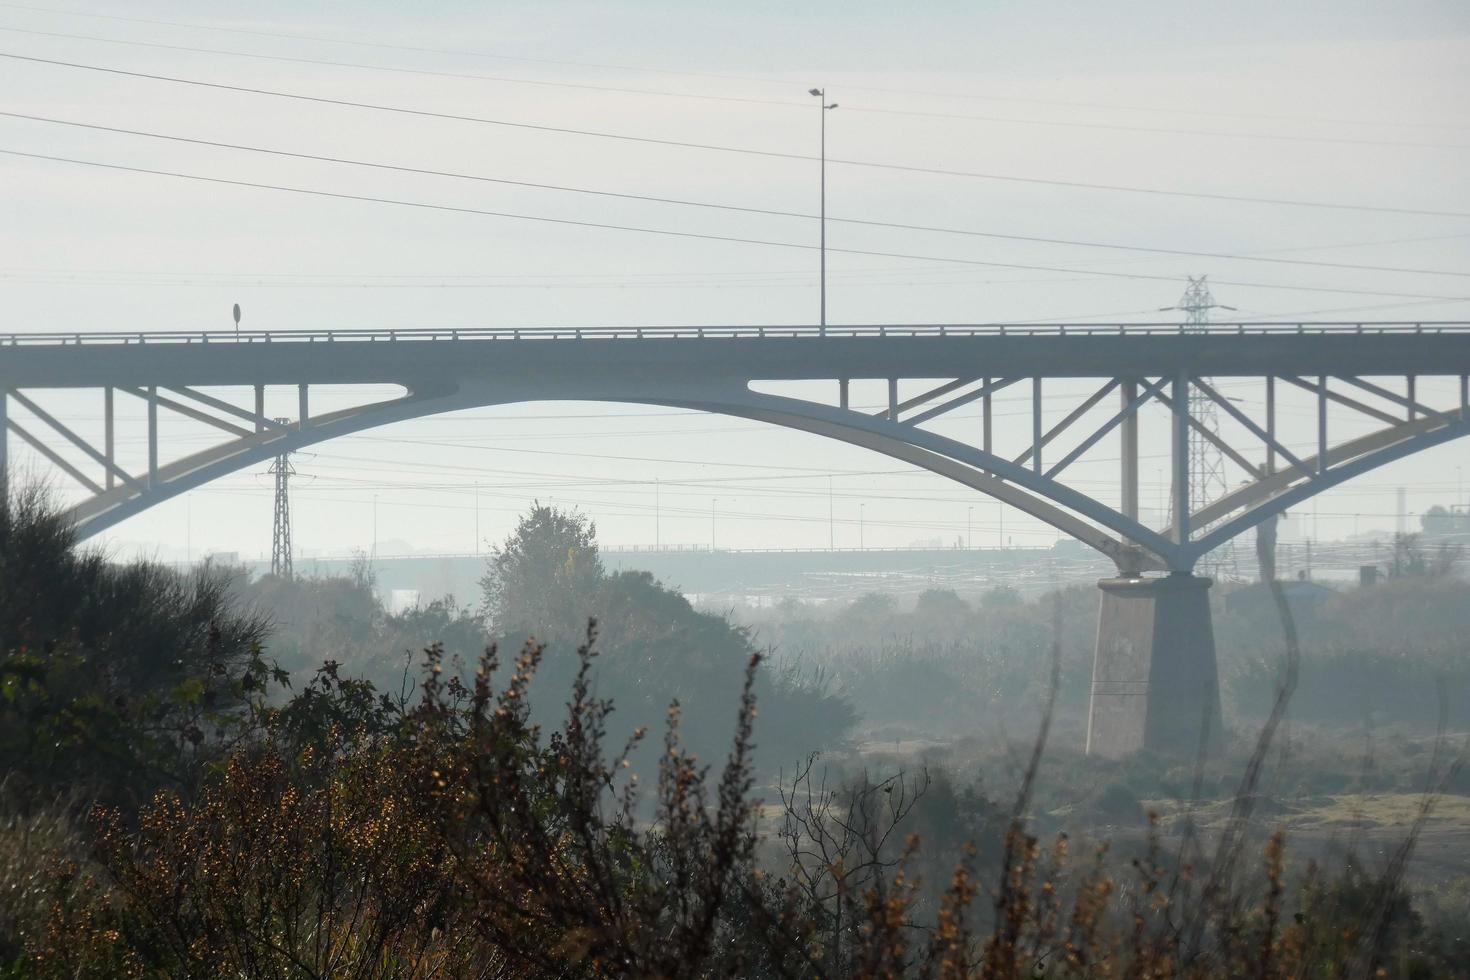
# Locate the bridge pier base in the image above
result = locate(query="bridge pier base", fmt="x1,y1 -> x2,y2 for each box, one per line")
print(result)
1086,573 -> 1222,759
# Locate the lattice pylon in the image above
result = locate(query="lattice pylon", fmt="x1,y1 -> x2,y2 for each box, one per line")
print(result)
1167,277 -> 1239,579
268,421 -> 295,578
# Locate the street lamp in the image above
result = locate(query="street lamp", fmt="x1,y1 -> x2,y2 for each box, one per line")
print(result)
809,87 -> 838,332
967,506 -> 973,549
859,502 -> 865,550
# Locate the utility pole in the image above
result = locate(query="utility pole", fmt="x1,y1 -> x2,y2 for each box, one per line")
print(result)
1160,276 -> 1237,578
268,419 -> 294,578
808,87 -> 838,332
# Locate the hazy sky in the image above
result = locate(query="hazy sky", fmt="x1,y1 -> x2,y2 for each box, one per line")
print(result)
3,1 -> 1469,568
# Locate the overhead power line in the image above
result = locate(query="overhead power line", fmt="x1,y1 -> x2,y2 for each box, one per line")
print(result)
4,230 -> 1466,287
0,2 -> 789,86
5,146 -> 1465,303
0,26 -> 807,111
3,2 -> 1465,132
6,110 -> 1469,280
2,27 -> 1464,149
841,104 -> 1469,149
6,52 -> 1470,220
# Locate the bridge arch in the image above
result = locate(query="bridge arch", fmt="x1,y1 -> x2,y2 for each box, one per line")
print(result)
0,323 -> 1458,580
61,379 -> 1177,571
60,374 -> 1470,575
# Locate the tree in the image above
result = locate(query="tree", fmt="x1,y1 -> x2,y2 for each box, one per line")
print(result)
914,588 -> 974,636
1419,505 -> 1456,536
0,486 -> 275,804
480,503 -> 603,639
1387,532 -> 1461,579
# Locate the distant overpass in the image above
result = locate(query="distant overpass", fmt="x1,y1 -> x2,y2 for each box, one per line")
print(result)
234,538 -> 1423,605
260,543 -> 1107,604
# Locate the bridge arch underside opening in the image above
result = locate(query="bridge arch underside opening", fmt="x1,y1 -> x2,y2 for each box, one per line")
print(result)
55,379 -> 1470,579
62,386 -> 1151,566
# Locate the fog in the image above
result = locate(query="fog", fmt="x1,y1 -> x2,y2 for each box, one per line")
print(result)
2,0 -> 1467,561
3,3 -> 1470,974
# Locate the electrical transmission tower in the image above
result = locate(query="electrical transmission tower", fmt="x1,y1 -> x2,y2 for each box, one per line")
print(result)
1161,276 -> 1239,579
268,420 -> 295,578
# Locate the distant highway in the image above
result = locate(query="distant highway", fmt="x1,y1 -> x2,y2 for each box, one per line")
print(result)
215,538 -> 1448,604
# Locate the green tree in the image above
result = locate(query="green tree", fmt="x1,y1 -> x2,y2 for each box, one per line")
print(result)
1421,505 -> 1449,535
480,503 -> 602,639
483,506 -> 854,767
0,487 -> 275,805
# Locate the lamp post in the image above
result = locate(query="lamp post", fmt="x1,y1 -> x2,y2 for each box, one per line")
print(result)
859,502 -> 865,550
967,506 -> 973,549
808,88 -> 838,332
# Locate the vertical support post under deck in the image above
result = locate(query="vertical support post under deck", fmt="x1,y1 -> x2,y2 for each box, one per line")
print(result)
982,377 -> 993,455
1265,377 -> 1276,476
1462,375 -> 1468,420
1407,376 -> 1417,422
1031,377 -> 1043,474
1317,375 -> 1328,475
1171,371 -> 1189,546
1120,381 -> 1138,524
147,385 -> 158,489
254,384 -> 265,432
839,378 -> 849,411
298,384 -> 309,430
104,387 -> 115,490
887,378 -> 897,420
0,389 -> 7,499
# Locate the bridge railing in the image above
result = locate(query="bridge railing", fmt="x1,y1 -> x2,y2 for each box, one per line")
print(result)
3,322 -> 1468,346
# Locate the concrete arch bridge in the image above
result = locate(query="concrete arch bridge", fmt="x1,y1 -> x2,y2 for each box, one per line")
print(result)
3,321 -> 1467,756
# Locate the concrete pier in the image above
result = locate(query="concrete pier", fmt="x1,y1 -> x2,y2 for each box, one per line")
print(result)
1086,574 -> 1222,758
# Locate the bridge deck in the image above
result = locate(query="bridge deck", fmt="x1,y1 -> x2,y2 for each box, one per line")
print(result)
4,322 -> 1469,387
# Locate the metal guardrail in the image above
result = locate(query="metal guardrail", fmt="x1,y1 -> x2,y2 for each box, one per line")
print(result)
2,322 -> 1469,347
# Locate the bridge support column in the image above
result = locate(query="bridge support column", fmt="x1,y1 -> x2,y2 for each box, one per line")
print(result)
0,388 -> 7,499
1086,573 -> 1222,759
